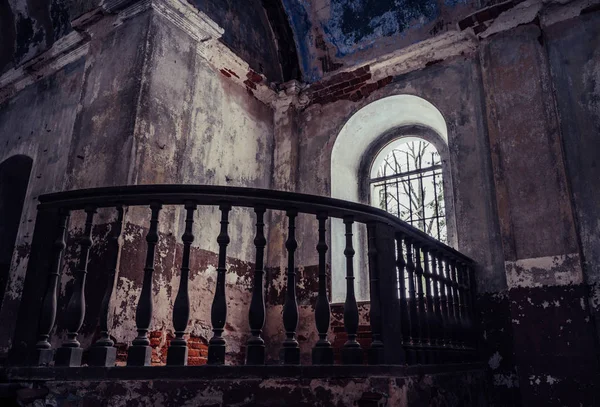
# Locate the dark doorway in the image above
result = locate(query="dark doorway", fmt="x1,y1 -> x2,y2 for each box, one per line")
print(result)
0,155 -> 33,311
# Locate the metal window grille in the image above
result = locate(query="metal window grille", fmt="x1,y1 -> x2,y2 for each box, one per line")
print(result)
370,140 -> 447,243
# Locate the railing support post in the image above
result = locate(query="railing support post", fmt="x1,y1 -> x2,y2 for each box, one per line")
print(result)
35,208 -> 69,366
208,203 -> 232,365
167,202 -> 197,366
55,206 -> 96,367
127,202 -> 162,366
246,206 -> 267,365
281,209 -> 300,364
89,206 -> 124,366
373,222 -> 405,365
312,212 -> 333,365
366,223 -> 383,365
341,216 -> 362,365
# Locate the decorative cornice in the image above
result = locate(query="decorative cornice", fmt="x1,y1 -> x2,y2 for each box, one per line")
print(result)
115,0 -> 223,42
196,39 -> 277,105
0,30 -> 89,104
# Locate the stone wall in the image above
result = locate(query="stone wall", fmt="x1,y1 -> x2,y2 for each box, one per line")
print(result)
0,1 -> 599,406
265,1 -> 600,405
0,0 -> 276,368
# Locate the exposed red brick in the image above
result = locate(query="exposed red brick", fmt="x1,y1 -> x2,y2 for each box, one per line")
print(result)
188,356 -> 208,366
246,70 -> 263,83
226,68 -> 240,79
243,79 -> 257,90
219,69 -> 232,78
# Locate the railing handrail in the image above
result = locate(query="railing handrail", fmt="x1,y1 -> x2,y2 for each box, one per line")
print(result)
37,184 -> 473,264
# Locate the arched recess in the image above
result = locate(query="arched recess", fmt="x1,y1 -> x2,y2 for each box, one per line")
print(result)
330,95 -> 452,302
0,155 -> 33,311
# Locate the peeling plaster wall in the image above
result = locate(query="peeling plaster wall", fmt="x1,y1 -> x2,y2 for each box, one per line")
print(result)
545,10 -> 600,345
0,3 -> 276,366
0,0 -> 100,76
191,0 -> 284,82
281,0 -> 479,81
0,56 -> 86,355
480,22 -> 598,405
268,54 -> 513,384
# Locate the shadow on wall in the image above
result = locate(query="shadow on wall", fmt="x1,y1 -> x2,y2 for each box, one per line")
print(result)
0,155 -> 33,313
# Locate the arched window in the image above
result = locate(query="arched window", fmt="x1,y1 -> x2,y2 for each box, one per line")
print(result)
330,95 -> 455,302
369,137 -> 446,242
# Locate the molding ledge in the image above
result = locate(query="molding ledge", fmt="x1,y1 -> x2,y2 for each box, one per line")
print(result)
115,0 -> 223,42
0,0 -> 279,107
0,31 -> 89,104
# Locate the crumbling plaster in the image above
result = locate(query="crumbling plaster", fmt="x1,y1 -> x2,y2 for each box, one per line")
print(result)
0,0 -> 599,405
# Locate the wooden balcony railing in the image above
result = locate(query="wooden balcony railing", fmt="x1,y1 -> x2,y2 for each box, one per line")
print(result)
15,185 -> 477,367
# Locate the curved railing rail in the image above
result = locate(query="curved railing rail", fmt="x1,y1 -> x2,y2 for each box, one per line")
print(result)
25,184 -> 477,367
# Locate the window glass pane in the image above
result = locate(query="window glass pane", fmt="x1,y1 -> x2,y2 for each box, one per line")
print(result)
370,139 -> 446,243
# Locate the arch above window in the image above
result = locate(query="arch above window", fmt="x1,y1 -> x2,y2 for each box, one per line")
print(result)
330,95 -> 453,302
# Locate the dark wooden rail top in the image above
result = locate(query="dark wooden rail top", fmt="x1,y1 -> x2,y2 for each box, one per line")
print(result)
37,184 -> 473,264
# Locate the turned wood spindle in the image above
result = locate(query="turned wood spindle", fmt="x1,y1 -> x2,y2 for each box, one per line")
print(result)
246,206 -> 267,365
429,251 -> 443,360
167,202 -> 197,366
56,206 -> 96,367
452,260 -> 466,354
342,216 -> 362,364
422,246 -> 436,364
413,243 -> 427,363
281,209 -> 300,364
208,204 -> 232,365
312,212 -> 333,365
127,202 -> 162,366
463,263 -> 476,358
444,256 -> 457,357
36,209 -> 70,366
366,222 -> 384,365
396,234 -> 410,351
404,237 -> 419,364
90,206 -> 124,367
437,253 -> 449,360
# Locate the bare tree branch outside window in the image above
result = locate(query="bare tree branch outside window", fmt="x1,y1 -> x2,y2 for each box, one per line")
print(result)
370,139 -> 447,243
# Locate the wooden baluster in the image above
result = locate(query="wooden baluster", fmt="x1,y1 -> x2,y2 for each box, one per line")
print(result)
208,204 -> 231,365
444,256 -> 457,362
281,209 -> 300,364
366,222 -> 384,365
127,202 -> 162,366
413,243 -> 427,364
56,206 -> 96,367
450,259 -> 462,361
438,254 -> 449,362
396,234 -> 410,359
312,212 -> 333,365
456,261 -> 469,361
36,209 -> 70,366
422,246 -> 436,364
246,206 -> 267,365
463,263 -> 476,360
90,206 -> 124,366
404,237 -> 419,364
430,250 -> 443,363
167,202 -> 197,366
342,216 -> 362,364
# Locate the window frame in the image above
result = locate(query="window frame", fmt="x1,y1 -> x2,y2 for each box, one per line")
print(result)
358,124 -> 457,247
